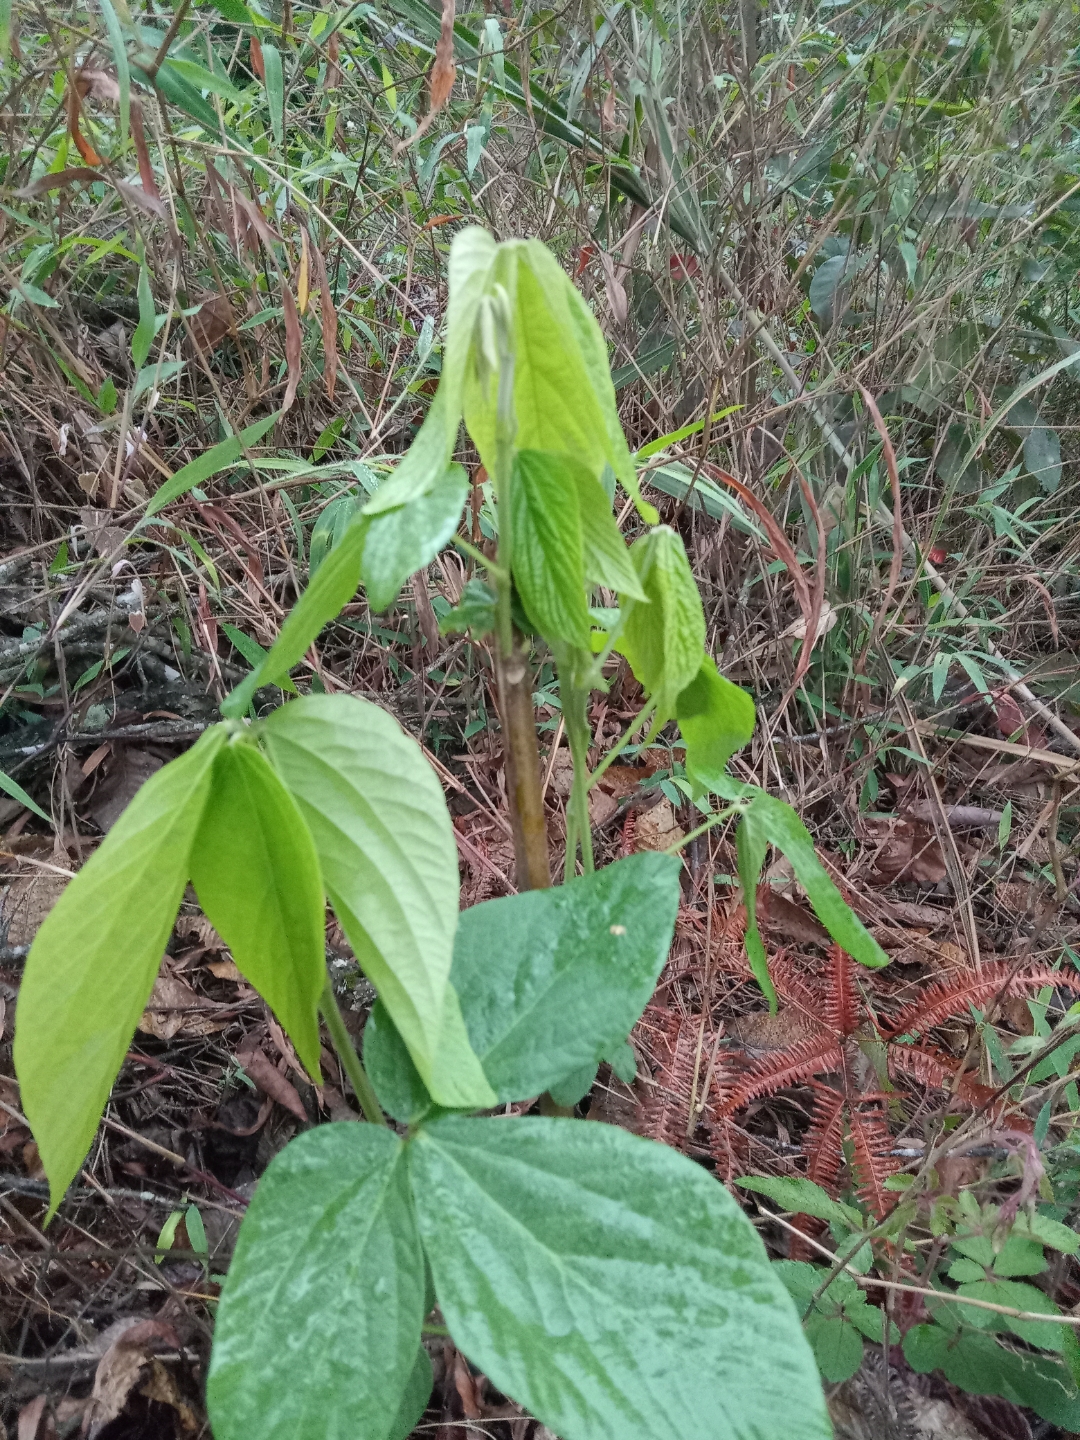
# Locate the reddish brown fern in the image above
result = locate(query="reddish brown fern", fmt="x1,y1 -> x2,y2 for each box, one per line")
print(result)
638,1004 -> 702,1149
885,962 -> 1078,1041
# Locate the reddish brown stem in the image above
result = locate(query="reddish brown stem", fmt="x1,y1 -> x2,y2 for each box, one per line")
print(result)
495,640 -> 551,891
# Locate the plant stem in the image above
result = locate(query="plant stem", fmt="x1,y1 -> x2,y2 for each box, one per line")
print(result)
588,700 -> 657,791
491,337 -> 551,891
319,978 -> 386,1125
563,677 -> 594,874
664,805 -> 743,856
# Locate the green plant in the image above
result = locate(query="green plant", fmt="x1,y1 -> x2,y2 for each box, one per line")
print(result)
14,230 -> 902,1438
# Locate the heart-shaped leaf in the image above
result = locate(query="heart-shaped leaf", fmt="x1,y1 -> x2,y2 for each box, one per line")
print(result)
410,1116 -> 830,1440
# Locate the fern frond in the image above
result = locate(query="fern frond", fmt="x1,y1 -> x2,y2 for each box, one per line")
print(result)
849,1098 -> 899,1218
639,1005 -> 702,1149
718,1032 -> 846,1116
824,943 -> 860,1037
886,963 -> 1080,1040
804,1083 -> 847,1197
888,1043 -> 998,1108
765,949 -> 823,1016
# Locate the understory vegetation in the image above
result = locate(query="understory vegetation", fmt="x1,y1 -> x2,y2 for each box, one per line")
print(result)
1,0 -> 1080,1436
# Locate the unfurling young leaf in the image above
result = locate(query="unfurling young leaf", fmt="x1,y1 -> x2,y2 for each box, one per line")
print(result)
439,578 -> 496,636
617,526 -> 705,719
14,726 -> 227,1213
190,736 -> 325,1077
410,1116 -> 831,1440
208,1125 -> 425,1440
261,695 -> 494,1110
460,237 -> 656,521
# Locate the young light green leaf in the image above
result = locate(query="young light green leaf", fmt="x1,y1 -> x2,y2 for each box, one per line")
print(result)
511,450 -> 591,648
220,516 -> 367,717
0,766 -> 51,823
746,793 -> 889,969
219,622 -> 298,695
676,655 -> 755,790
451,853 -> 681,1102
555,450 -> 645,599
439,578 -> 496,637
261,696 -> 494,1110
736,1176 -> 864,1229
461,239 -> 655,520
131,251 -> 155,370
144,411 -> 280,518
735,806 -> 777,1011
208,1125 -> 424,1440
14,726 -> 227,1213
411,1116 -> 830,1440
362,463 -> 468,612
365,229 -> 495,518
261,42 -> 284,148
617,527 -> 705,720
190,737 -> 324,1078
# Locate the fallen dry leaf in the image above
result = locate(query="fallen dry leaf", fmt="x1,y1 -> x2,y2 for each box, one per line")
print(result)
175,914 -> 226,951
207,958 -> 243,981
633,799 -> 684,852
138,974 -> 225,1040
1,872 -> 69,947
860,815 -> 947,885
84,1319 -> 182,1438
186,292 -> 235,354
17,1395 -> 56,1440
139,1357 -> 199,1431
756,887 -> 830,948
238,1042 -> 308,1123
89,748 -> 163,833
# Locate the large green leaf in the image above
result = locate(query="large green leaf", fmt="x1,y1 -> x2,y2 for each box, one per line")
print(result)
220,517 -> 367,717
362,463 -> 468,612
190,737 -> 324,1078
905,1322 -> 1080,1428
676,655 -> 755,791
511,450 -> 591,649
208,1125 -> 424,1440
14,726 -> 227,1212
617,527 -> 705,720
451,853 -> 681,1101
410,1116 -> 830,1440
261,696 -> 494,1110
